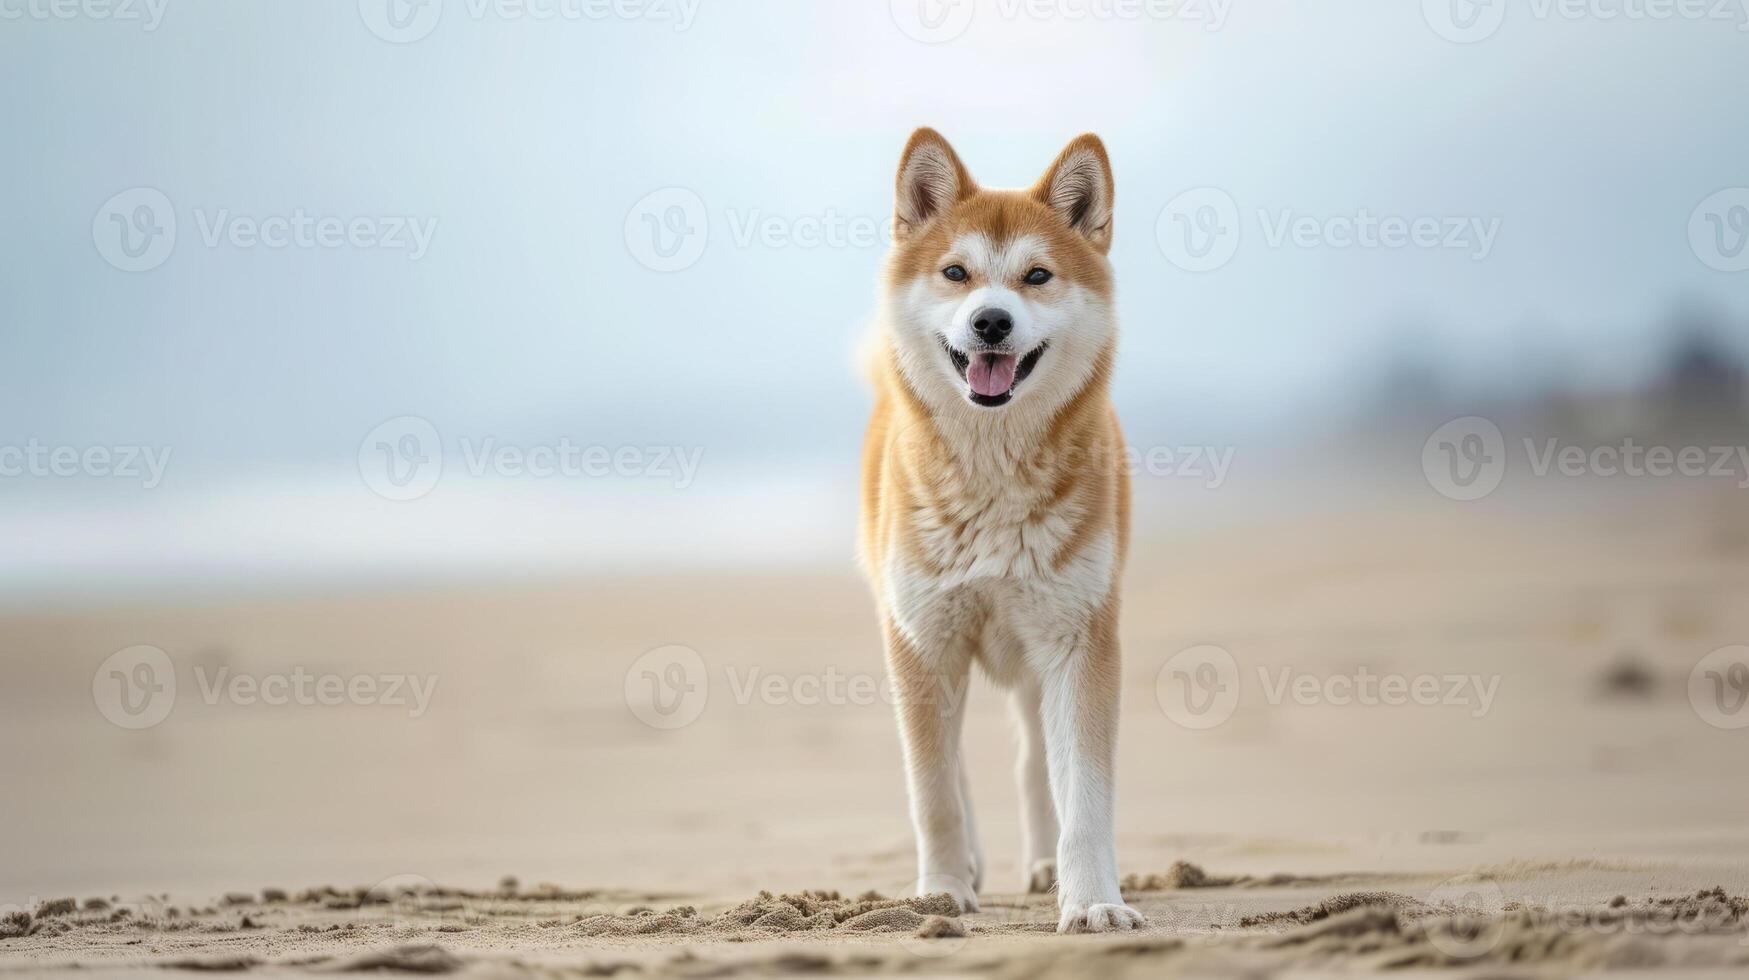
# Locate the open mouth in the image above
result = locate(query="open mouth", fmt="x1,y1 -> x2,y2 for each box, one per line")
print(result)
940,337 -> 1048,408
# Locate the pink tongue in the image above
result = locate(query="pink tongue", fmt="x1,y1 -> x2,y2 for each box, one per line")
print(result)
967,353 -> 1018,397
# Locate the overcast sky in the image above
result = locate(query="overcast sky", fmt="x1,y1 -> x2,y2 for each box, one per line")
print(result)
2,0 -> 1747,588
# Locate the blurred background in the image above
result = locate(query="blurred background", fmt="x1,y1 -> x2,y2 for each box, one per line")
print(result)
3,0 -> 1748,926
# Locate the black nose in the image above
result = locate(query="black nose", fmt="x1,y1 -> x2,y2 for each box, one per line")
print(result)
971,308 -> 1013,345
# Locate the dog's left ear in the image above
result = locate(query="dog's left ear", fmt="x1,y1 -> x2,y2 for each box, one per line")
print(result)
1033,134 -> 1114,253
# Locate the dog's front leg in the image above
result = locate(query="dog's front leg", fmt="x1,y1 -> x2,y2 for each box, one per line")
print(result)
1040,625 -> 1145,932
1011,682 -> 1059,893
886,623 -> 979,912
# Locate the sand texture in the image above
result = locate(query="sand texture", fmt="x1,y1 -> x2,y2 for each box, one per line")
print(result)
4,481 -> 1749,975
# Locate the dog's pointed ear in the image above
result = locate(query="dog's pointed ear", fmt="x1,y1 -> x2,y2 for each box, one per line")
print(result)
894,128 -> 974,241
1033,134 -> 1114,252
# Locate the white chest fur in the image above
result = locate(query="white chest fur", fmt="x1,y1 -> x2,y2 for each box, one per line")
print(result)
882,479 -> 1116,679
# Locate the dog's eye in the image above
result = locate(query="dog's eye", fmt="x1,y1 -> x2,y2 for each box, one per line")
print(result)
942,265 -> 968,283
1024,267 -> 1053,286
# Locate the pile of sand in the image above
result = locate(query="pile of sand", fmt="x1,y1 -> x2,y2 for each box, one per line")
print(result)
1121,861 -> 1404,894
1259,890 -> 1749,971
1239,891 -> 1446,927
999,889 -> 1749,978
1247,888 -> 1749,971
573,890 -> 963,939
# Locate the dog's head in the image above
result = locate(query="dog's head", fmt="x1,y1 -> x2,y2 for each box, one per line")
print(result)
882,129 -> 1116,416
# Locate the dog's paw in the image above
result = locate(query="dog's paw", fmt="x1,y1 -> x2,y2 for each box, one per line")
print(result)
1057,901 -> 1146,934
918,873 -> 980,914
1026,858 -> 1057,894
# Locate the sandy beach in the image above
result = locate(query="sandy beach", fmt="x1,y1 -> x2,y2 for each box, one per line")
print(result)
4,478 -> 1749,977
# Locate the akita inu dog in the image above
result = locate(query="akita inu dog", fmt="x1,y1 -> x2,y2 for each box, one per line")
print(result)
859,129 -> 1143,933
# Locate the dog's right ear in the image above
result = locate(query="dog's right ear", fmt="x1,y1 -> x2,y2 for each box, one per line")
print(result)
894,128 -> 974,241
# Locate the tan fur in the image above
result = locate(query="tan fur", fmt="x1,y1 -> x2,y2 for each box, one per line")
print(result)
858,129 -> 1142,933
860,129 -> 1128,619
859,348 -> 1128,587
